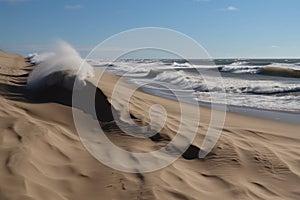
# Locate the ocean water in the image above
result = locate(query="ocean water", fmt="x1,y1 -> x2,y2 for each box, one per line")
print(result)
89,59 -> 300,114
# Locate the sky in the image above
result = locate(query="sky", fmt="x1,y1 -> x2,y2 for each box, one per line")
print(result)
0,0 -> 300,58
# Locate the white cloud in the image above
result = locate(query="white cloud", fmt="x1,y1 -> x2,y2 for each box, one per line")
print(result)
64,4 -> 83,10
271,45 -> 280,48
219,6 -> 239,12
226,6 -> 238,11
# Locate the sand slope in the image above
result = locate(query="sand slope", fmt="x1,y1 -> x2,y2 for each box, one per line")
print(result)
0,50 -> 299,200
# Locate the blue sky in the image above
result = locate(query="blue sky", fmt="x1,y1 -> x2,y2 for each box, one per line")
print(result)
0,0 -> 299,58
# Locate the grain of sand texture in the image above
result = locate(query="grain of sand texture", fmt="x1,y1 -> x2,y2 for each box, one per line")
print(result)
0,50 -> 300,200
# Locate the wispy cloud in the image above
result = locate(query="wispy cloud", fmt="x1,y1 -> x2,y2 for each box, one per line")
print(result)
227,6 -> 238,11
271,45 -> 280,48
219,6 -> 239,12
64,4 -> 84,10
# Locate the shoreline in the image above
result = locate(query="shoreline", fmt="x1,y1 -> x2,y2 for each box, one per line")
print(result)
196,100 -> 300,125
110,73 -> 300,125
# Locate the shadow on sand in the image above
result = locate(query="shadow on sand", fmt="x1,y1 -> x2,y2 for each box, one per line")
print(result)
1,68 -> 201,160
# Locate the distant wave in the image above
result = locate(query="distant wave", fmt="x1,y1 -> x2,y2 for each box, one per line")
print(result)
107,62 -> 300,95
172,62 -> 192,68
267,62 -> 300,70
219,66 -> 260,74
259,67 -> 300,78
243,85 -> 300,95
219,65 -> 300,78
153,70 -> 204,90
229,61 -> 251,66
27,41 -> 94,90
147,69 -> 300,95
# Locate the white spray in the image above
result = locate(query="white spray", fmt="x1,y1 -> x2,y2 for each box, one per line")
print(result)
27,41 -> 94,90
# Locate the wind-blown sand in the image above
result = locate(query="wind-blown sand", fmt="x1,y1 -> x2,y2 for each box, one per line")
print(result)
0,50 -> 299,200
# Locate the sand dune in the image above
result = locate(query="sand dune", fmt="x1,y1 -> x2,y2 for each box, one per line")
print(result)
0,50 -> 299,200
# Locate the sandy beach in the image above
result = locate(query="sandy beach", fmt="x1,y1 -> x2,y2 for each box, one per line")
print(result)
0,50 -> 300,200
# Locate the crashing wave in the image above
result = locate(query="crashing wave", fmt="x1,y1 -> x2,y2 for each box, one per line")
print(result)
26,41 -> 94,91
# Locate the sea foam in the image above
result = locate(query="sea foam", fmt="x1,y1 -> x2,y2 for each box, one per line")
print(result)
27,41 -> 94,90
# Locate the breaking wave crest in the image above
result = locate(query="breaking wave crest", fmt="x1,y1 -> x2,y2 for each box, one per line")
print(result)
219,64 -> 300,78
259,67 -> 300,78
27,41 -> 94,91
